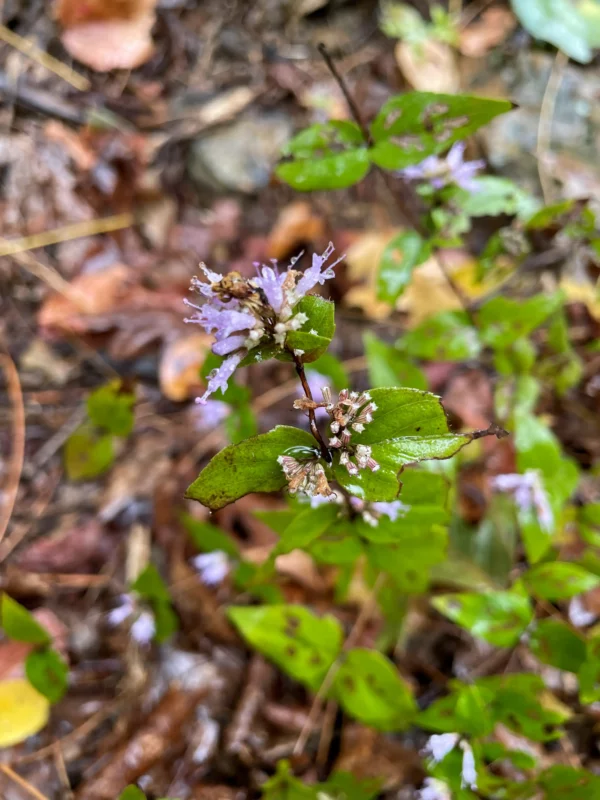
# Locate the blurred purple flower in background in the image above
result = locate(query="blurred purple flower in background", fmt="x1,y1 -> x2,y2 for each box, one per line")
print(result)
492,470 -> 553,532
400,142 -> 484,191
191,551 -> 230,586
192,399 -> 230,431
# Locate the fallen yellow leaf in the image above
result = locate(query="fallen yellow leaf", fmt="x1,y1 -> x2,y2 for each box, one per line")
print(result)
560,279 -> 600,320
0,679 -> 50,748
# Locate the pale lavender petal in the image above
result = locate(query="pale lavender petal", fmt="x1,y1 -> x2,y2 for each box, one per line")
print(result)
460,741 -> 477,789
371,500 -> 410,521
131,611 -> 156,645
192,306 -> 256,340
193,400 -> 229,430
423,733 -> 459,764
213,334 -> 247,356
107,594 -> 134,627
446,141 -> 465,170
417,778 -> 452,800
253,265 -> 287,314
192,551 -> 230,586
294,243 -> 342,299
197,352 -> 244,404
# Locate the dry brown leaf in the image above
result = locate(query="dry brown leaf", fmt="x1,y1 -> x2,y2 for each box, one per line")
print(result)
395,39 -> 459,93
56,0 -> 157,72
459,7 -> 517,58
344,229 -> 400,320
266,202 -> 326,261
38,263 -> 135,333
159,334 -> 213,402
335,724 -> 424,790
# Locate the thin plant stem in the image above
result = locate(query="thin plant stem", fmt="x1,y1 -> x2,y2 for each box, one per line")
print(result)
292,352 -> 332,463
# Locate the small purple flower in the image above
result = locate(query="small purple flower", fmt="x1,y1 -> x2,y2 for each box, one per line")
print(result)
193,399 -> 230,430
107,594 -> 135,627
185,244 -> 342,404
492,470 -> 553,533
197,352 -> 243,405
131,610 -> 156,645
191,551 -> 230,586
400,142 -> 484,192
417,779 -> 452,800
459,740 -> 477,790
423,733 -> 459,763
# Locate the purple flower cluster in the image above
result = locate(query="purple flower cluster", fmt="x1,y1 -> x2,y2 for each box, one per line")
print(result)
400,142 -> 484,192
107,593 -> 156,646
491,470 -> 553,532
184,244 -> 342,404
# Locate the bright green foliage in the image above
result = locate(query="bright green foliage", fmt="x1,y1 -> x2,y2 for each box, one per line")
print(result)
131,565 -> 178,643
399,311 -> 481,361
377,230 -> 431,303
578,635 -> 600,704
456,176 -> 540,220
364,332 -> 427,390
276,121 -> 370,191
332,648 -> 416,730
528,618 -> 586,673
369,92 -> 513,170
186,426 -> 316,510
523,562 -> 600,601
86,381 -> 135,436
118,788 -> 146,800
510,0 -> 594,63
64,424 -> 114,480
271,503 -> 340,557
334,387 -> 472,501
25,648 -> 68,703
261,761 -> 380,800
284,296 -> 336,362
228,605 -> 343,692
1,595 -> 51,645
432,590 -> 533,647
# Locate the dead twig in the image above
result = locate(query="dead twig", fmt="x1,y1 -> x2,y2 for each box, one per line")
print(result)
0,214 -> 134,258
226,655 -> 275,761
0,764 -> 50,800
0,25 -> 90,90
0,353 -> 25,546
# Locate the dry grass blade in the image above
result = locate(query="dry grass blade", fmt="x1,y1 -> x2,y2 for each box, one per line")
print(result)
0,214 -> 134,257
0,353 -> 25,546
0,764 -> 50,800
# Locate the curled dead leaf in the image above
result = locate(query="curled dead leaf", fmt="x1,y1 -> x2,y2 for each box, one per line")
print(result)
395,39 -> 459,93
459,8 -> 517,58
266,202 -> 326,261
56,0 -> 157,72
159,333 -> 213,402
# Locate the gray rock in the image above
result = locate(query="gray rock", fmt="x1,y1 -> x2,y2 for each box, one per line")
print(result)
188,111 -> 293,194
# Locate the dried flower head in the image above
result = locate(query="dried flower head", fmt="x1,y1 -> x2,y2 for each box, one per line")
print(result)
185,244 -> 342,404
278,454 -> 335,500
325,389 -> 380,474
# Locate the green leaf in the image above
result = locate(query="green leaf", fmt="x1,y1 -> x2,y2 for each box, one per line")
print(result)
432,590 -> 533,647
87,381 -> 135,436
365,525 -> 447,592
377,231 -> 431,303
318,772 -> 381,800
417,682 -> 495,737
578,635 -> 600,704
399,310 -> 481,361
332,648 -> 416,731
538,765 -> 600,798
456,176 -> 540,220
1,595 -> 50,645
478,294 -> 562,349
64,424 -> 114,481
308,525 -> 363,566
364,332 -> 427,390
526,199 -> 576,229
284,296 -> 336,362
369,92 -> 513,170
131,564 -> 171,604
152,601 -> 179,644
334,388 -> 473,502
276,121 -> 370,191
524,562 -> 600,600
529,618 -> 586,673
25,647 -> 68,703
228,605 -> 343,692
119,788 -> 147,800
510,0 -> 593,63
478,673 -> 570,741
181,512 -> 240,557
186,426 -> 317,510
273,503 -> 341,556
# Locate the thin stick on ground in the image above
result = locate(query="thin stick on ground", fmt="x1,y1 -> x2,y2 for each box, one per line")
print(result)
0,765 -> 50,800
0,353 -> 25,546
0,213 -> 134,257
0,24 -> 90,91
537,49 -> 568,204
293,572 -> 386,755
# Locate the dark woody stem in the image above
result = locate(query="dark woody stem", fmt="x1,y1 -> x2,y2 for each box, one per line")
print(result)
292,352 -> 332,463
